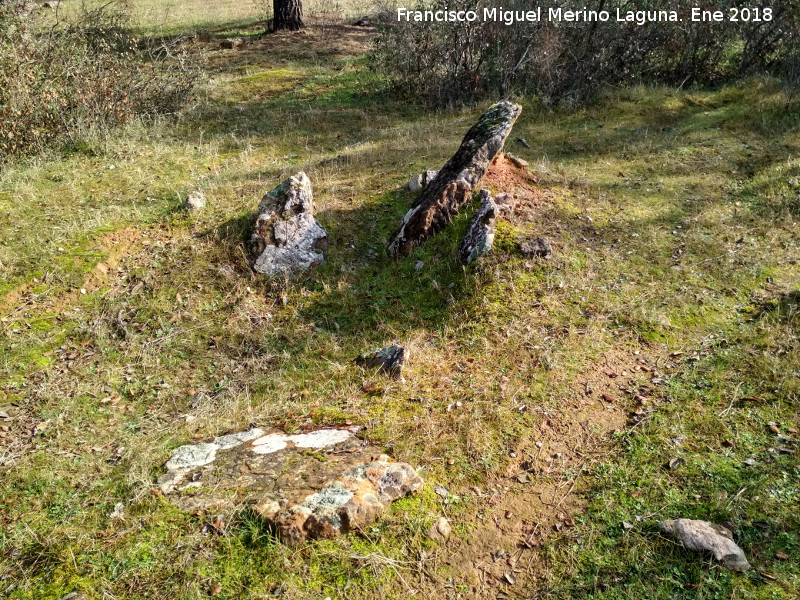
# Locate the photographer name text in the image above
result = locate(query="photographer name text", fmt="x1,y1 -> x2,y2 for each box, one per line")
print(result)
397,6 -> 774,26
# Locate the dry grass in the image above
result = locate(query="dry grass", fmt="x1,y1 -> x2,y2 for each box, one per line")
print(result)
0,10 -> 798,600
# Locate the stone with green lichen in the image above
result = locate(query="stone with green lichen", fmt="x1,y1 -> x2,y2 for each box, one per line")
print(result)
387,100 -> 522,257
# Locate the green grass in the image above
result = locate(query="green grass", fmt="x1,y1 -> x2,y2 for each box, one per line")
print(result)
1,4 -> 799,599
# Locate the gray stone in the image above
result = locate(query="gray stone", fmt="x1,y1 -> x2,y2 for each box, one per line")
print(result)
659,519 -> 751,571
355,345 -> 408,380
459,189 -> 497,265
158,427 -> 422,545
408,169 -> 439,193
165,442 -> 217,472
520,237 -> 552,259
185,190 -> 206,211
249,172 -> 329,277
388,101 -> 522,257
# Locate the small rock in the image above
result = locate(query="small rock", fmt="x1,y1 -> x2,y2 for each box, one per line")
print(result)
459,189 -> 497,265
355,345 -> 409,381
428,516 -> 451,542
494,193 -> 516,217
414,260 -> 424,272
520,237 -> 552,259
659,518 -> 751,571
505,153 -> 529,169
109,502 -> 125,521
407,169 -> 439,193
185,190 -> 206,211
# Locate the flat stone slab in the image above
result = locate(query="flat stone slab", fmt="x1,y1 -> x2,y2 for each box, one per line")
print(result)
159,427 -> 423,544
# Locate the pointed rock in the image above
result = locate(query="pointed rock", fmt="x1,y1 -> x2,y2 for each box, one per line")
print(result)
459,189 -> 497,264
387,101 -> 522,257
249,172 -> 329,276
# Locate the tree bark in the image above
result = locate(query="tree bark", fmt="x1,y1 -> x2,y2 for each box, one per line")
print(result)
273,0 -> 304,31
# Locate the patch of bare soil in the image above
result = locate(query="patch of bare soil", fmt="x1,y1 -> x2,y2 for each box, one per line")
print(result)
0,226 -> 172,464
197,24 -> 376,74
484,154 -> 542,221
417,349 -> 664,599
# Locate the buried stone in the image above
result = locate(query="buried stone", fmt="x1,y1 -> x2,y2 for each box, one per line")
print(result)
355,345 -> 408,380
459,189 -> 497,265
158,427 -> 422,544
249,172 -> 329,276
387,101 -> 522,257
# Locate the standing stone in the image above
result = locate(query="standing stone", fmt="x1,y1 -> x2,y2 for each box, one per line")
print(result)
659,519 -> 751,571
459,189 -> 497,265
355,345 -> 408,381
387,101 -> 522,257
249,172 -> 329,276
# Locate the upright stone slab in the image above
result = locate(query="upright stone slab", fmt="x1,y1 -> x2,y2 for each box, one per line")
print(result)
249,172 -> 329,276
459,189 -> 497,265
387,101 -> 522,257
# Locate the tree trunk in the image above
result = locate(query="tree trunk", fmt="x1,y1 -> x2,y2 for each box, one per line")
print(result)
273,0 -> 304,31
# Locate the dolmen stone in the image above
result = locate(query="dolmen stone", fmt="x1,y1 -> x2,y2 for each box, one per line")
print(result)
355,345 -> 408,381
459,189 -> 497,265
249,172 -> 329,276
659,519 -> 751,571
407,169 -> 439,193
159,427 -> 422,545
387,101 -> 522,257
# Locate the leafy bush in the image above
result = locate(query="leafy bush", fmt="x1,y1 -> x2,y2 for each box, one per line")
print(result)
0,0 -> 200,159
372,0 -> 800,107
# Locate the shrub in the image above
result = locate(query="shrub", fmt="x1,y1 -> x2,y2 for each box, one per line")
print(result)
0,0 -> 200,160
372,0 -> 800,107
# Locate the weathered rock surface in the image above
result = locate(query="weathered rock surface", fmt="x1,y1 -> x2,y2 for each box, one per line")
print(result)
249,172 -> 329,276
428,516 -> 452,542
494,192 -> 516,217
355,345 -> 408,380
459,189 -> 497,265
660,519 -> 751,571
185,190 -> 207,211
387,101 -> 522,257
520,237 -> 552,259
505,152 -> 529,169
407,169 -> 439,193
159,427 -> 422,544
